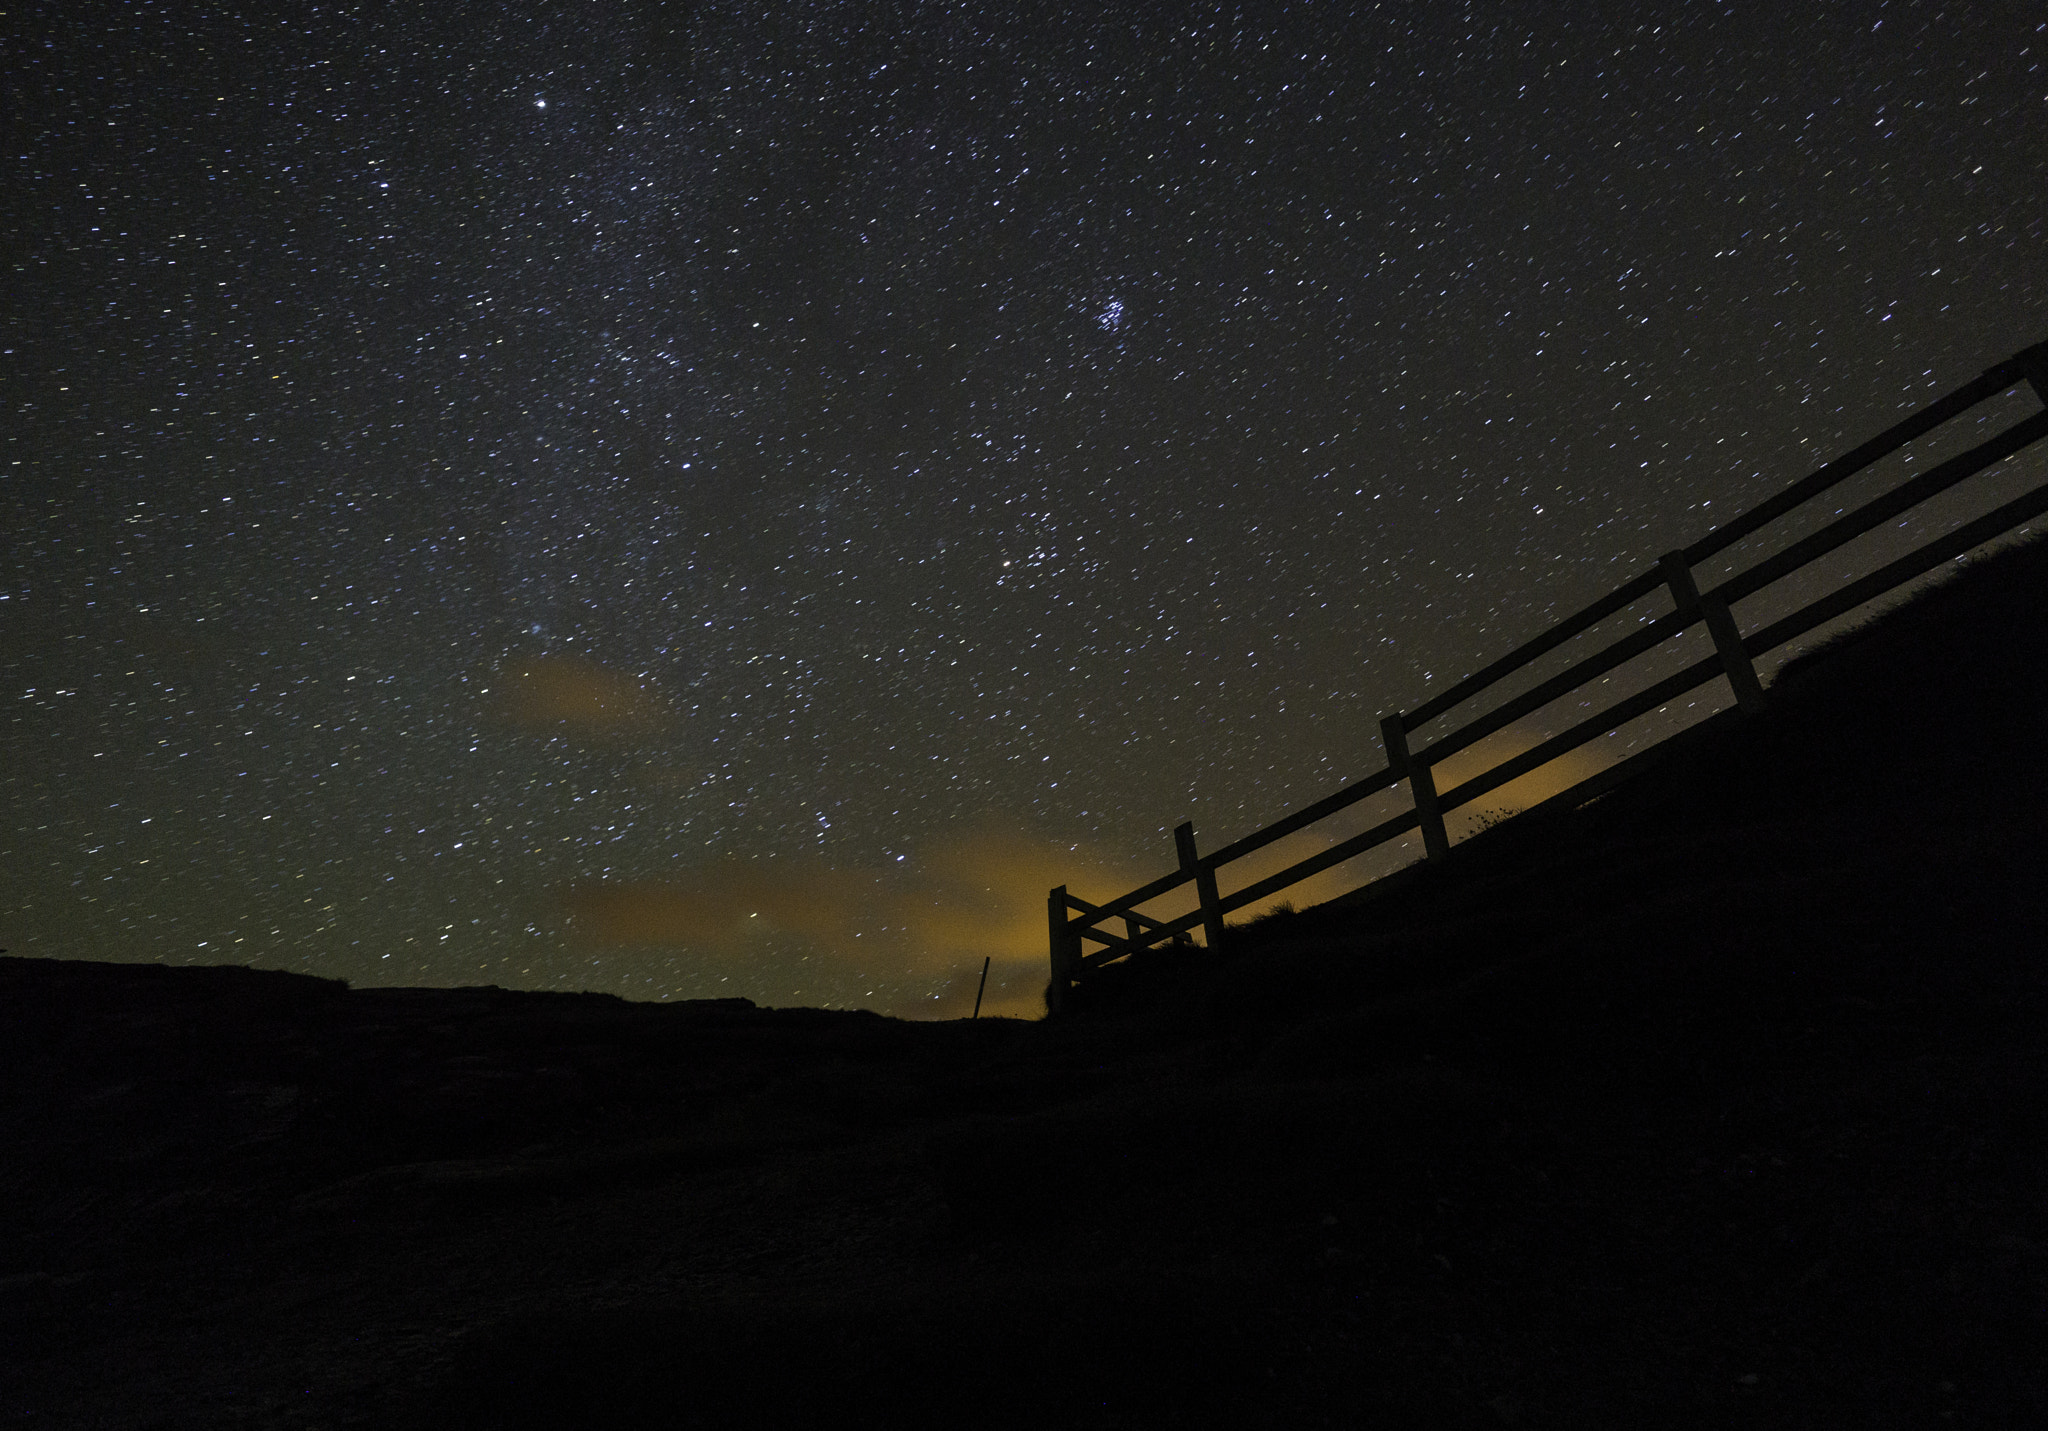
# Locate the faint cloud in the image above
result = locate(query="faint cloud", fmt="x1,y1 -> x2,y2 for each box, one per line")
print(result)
552,738 -> 1612,1021
636,761 -> 702,791
491,653 -> 671,740
563,863 -> 867,947
561,880 -> 751,946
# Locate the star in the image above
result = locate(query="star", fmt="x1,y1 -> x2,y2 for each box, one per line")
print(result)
7,4 -> 2043,1019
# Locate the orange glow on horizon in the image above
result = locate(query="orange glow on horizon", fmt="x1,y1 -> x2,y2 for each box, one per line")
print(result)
1432,726 -> 1611,837
556,824 -> 1154,1020
553,728 -> 1613,1017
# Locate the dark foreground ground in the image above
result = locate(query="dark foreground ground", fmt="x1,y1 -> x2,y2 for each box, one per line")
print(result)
5,541 -> 2046,1429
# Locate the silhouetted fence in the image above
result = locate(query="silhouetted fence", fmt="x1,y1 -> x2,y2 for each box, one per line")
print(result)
1047,338 -> 2048,1012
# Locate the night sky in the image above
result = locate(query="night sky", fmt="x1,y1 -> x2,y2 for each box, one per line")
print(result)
8,2 -> 2046,1018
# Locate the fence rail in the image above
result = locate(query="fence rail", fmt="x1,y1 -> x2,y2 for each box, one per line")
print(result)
1047,337 -> 2048,1012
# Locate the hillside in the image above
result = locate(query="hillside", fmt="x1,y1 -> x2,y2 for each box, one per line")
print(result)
4,539 -> 2045,1429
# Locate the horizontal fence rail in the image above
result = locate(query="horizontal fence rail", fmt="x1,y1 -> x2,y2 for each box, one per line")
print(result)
1047,338 -> 2048,1012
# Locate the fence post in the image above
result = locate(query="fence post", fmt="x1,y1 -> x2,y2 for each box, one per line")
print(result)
1046,885 -> 1080,1014
1659,551 -> 1767,714
1380,714 -> 1451,860
1173,822 -> 1229,951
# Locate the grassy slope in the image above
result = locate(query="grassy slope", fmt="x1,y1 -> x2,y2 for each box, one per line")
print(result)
3,541 -> 2043,1429
901,537 -> 2048,1429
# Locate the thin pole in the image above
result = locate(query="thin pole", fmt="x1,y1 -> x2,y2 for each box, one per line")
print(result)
972,955 -> 991,1019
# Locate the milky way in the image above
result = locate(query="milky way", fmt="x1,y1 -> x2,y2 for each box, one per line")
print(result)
7,2 -> 2046,1015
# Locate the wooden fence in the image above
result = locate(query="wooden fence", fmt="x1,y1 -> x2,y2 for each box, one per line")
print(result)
1046,337 -> 2048,1012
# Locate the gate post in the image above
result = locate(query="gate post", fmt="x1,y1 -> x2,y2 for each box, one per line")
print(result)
1659,551 -> 1766,714
1173,823 -> 1228,951
1380,714 -> 1450,860
1046,885 -> 1080,1014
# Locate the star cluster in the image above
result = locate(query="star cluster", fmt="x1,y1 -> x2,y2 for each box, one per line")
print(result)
7,2 -> 2046,1014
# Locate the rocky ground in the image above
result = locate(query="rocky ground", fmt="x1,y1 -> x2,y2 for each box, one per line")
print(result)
5,540 -> 2045,1429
